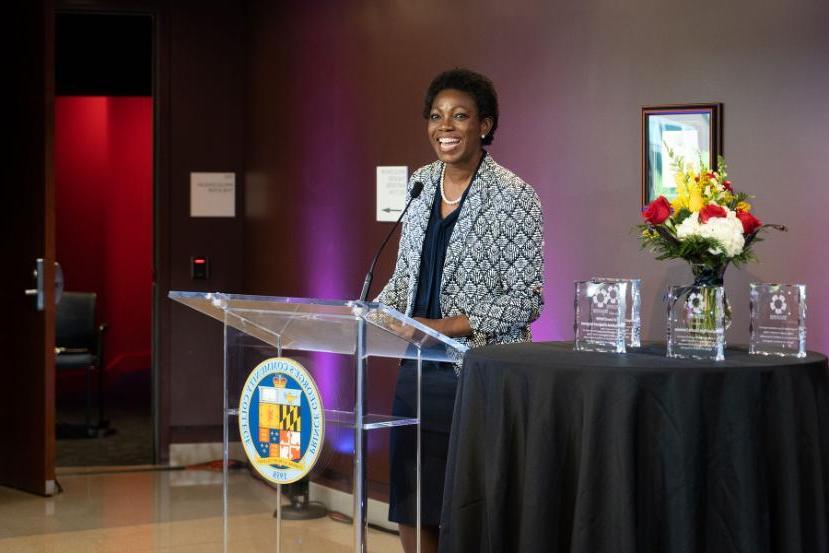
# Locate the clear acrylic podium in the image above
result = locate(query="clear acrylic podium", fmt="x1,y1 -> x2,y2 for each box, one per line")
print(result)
169,291 -> 468,553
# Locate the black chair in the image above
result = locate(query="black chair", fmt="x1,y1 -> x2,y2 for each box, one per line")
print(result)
56,291 -> 112,438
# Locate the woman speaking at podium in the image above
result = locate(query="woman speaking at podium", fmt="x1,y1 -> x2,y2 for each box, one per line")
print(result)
376,68 -> 544,553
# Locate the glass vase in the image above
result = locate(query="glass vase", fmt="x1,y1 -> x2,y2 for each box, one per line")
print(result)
690,263 -> 731,330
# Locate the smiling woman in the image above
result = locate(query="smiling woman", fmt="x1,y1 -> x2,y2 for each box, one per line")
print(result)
375,68 -> 545,553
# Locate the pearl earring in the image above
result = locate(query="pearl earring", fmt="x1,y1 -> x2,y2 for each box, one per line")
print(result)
481,134 -> 486,139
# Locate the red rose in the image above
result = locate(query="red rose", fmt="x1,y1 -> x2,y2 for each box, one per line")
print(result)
699,204 -> 727,223
642,196 -> 672,224
723,180 -> 733,192
736,209 -> 762,234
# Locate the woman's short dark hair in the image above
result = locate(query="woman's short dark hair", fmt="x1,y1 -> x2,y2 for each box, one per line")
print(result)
423,68 -> 499,146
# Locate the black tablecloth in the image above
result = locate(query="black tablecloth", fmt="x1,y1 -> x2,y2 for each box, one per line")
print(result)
439,342 -> 829,553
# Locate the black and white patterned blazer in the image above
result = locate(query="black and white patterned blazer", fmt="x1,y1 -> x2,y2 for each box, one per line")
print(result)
376,154 -> 544,364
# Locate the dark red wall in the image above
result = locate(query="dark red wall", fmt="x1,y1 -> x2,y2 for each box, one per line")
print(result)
163,0 -> 246,449
55,96 -> 153,379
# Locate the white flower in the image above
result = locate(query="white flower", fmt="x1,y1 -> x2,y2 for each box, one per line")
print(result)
676,208 -> 745,257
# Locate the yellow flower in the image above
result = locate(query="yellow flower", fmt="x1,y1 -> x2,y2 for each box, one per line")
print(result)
671,174 -> 690,211
671,195 -> 687,212
688,182 -> 705,212
736,200 -> 752,212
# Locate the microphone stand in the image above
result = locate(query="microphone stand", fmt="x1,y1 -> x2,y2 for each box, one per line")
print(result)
359,182 -> 423,301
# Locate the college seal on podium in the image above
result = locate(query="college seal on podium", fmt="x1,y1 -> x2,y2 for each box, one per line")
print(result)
238,357 -> 324,484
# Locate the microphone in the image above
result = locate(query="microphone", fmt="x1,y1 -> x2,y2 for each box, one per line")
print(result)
359,181 -> 424,301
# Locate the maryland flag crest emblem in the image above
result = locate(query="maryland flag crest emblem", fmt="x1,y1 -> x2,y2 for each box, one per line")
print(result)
239,358 -> 324,484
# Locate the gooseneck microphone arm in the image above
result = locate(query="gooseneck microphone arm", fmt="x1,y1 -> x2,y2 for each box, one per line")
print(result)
359,181 -> 424,301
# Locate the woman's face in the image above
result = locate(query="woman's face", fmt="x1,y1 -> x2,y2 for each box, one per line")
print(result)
427,88 -> 493,167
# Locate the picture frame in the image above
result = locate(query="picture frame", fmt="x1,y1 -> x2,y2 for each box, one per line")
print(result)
641,103 -> 723,206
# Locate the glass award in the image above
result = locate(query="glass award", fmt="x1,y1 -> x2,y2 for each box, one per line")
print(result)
666,285 -> 726,361
574,280 -> 628,353
591,277 -> 641,348
749,283 -> 807,358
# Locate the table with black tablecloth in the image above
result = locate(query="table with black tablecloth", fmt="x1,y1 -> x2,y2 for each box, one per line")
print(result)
439,342 -> 829,553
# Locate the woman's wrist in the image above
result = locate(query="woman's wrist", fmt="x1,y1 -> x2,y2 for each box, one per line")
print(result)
443,315 -> 472,337
416,315 -> 472,338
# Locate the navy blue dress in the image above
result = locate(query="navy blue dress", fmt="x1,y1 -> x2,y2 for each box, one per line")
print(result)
388,183 -> 470,526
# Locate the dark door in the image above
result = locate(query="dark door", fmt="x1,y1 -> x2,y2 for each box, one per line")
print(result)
0,0 -> 57,496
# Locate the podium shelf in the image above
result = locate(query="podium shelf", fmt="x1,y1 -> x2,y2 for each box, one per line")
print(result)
324,409 -> 420,430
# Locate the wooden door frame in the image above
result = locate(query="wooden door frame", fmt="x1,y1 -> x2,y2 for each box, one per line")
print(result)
56,0 -> 171,464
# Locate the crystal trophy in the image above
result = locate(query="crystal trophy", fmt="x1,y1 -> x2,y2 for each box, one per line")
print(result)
591,277 -> 641,348
749,283 -> 807,358
666,285 -> 726,361
574,280 -> 628,353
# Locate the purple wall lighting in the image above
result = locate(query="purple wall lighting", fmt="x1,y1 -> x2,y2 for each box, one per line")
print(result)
308,351 -> 355,455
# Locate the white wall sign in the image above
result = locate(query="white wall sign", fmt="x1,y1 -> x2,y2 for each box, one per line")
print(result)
376,166 -> 408,222
190,172 -> 236,217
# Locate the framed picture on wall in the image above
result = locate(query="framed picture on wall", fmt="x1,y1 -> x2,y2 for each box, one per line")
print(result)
641,103 -> 723,205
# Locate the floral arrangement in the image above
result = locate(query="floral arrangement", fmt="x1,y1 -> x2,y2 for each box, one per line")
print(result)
637,148 -> 785,285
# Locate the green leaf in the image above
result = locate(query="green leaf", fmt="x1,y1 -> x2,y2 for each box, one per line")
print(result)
674,208 -> 692,224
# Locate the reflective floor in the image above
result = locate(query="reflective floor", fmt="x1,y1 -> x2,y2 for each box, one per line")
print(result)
0,468 -> 401,553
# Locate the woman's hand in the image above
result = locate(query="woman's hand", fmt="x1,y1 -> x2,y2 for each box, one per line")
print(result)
413,315 -> 472,338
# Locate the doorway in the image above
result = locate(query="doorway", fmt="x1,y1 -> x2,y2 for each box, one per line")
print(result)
54,11 -> 154,467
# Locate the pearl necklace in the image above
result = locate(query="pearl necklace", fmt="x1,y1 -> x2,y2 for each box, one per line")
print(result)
439,164 -> 463,205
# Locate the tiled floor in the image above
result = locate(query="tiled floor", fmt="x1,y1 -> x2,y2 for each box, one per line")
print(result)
0,468 -> 402,553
